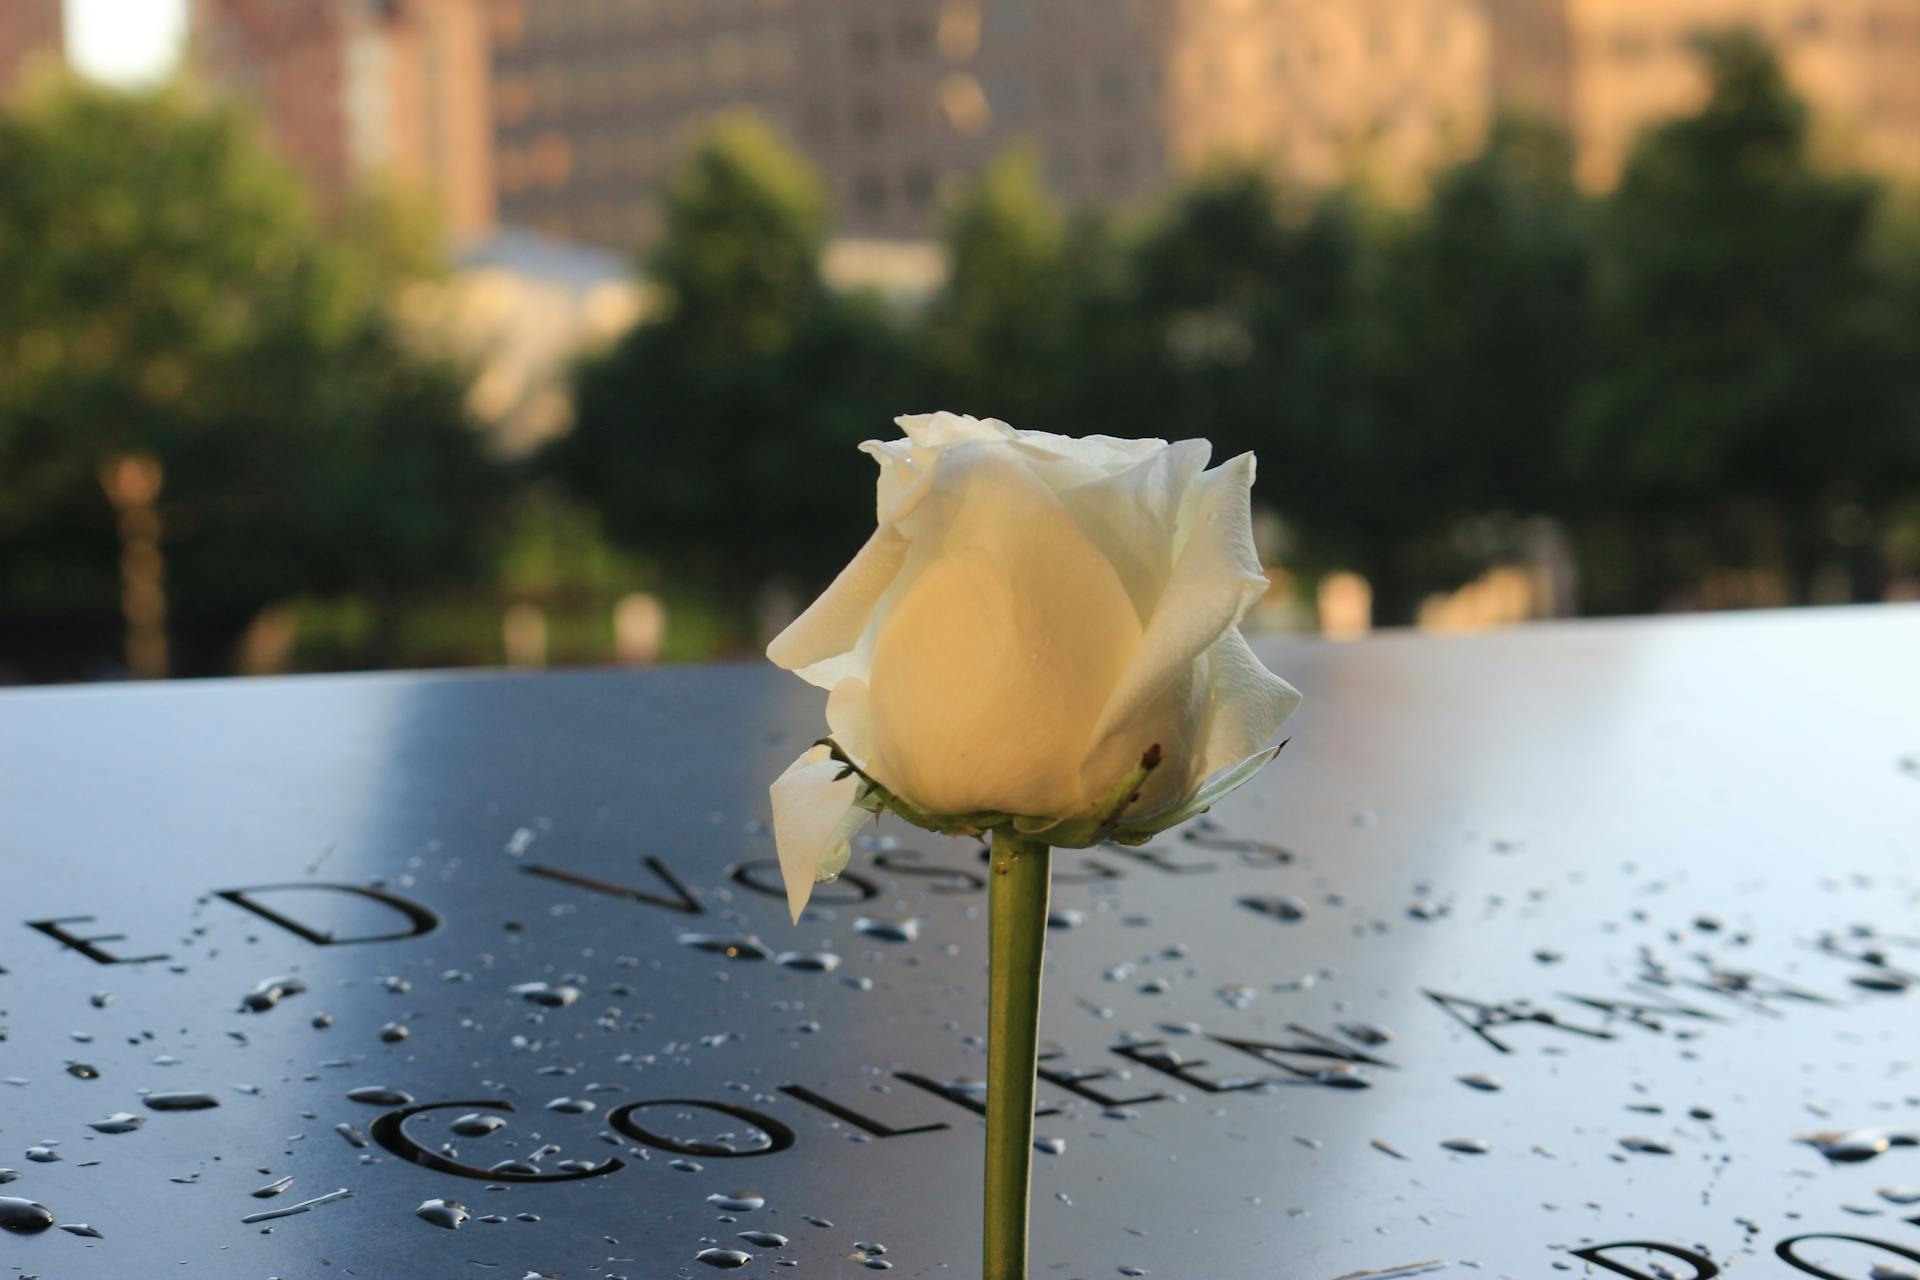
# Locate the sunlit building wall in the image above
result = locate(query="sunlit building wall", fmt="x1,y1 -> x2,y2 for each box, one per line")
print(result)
488,0 -> 1518,247
0,0 -> 64,95
193,0 -> 496,238
1566,0 -> 1920,187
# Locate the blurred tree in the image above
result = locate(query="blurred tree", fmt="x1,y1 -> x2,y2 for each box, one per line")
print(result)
549,113 -> 912,624
1372,117 -> 1590,517
1566,32 -> 1918,609
0,78 -> 496,678
1325,118 -> 1592,618
917,149 -> 1076,428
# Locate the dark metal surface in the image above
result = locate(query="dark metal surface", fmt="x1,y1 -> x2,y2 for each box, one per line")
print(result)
2,606 -> 1918,1280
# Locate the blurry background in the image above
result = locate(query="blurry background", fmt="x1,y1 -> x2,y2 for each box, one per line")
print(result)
2,0 -> 1918,684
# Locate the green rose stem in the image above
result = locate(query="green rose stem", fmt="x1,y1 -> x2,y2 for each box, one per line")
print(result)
984,829 -> 1052,1280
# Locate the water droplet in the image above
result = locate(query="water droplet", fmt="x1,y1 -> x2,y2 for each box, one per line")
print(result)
803,1214 -> 833,1228
66,1062 -> 100,1080
1879,1186 -> 1920,1205
449,1113 -> 507,1138
853,916 -> 920,943
311,1013 -> 334,1029
1047,909 -> 1085,931
89,991 -> 112,1008
239,1187 -> 353,1224
59,1222 -> 104,1238
707,1192 -> 765,1212
87,1112 -> 142,1134
143,1091 -> 221,1112
1370,1138 -> 1408,1160
546,1097 -> 594,1114
252,1175 -> 295,1198
854,1240 -> 887,1255
696,1247 -> 753,1268
0,1170 -> 17,1184
1619,1135 -> 1676,1155
775,951 -> 841,973
1339,1022 -> 1394,1046
1457,1072 -> 1505,1092
739,1230 -> 789,1247
0,1197 -> 55,1234
677,933 -> 773,961
1798,1129 -> 1911,1163
1034,1136 -> 1066,1155
1853,971 -> 1914,993
379,1022 -> 409,1044
1441,1137 -> 1492,1154
510,981 -> 583,1007
25,1146 -> 61,1163
345,1086 -> 413,1106
334,1122 -> 368,1148
415,1198 -> 469,1230
240,976 -> 307,1013
670,1158 -> 704,1173
1238,894 -> 1307,922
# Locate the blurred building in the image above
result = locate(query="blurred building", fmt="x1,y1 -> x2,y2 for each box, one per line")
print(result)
1564,0 -> 1920,187
488,0 -> 1503,247
192,0 -> 496,238
488,0 -> 1920,249
0,0 -> 63,95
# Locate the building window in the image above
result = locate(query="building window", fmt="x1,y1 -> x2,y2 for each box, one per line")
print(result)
854,173 -> 889,216
896,14 -> 932,53
903,166 -> 935,209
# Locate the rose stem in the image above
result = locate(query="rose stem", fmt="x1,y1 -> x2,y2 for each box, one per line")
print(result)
984,829 -> 1052,1280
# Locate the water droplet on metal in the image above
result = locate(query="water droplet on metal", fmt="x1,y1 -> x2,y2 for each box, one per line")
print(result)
677,933 -> 773,961
450,1113 -> 507,1138
345,1086 -> 413,1106
696,1247 -> 753,1268
0,1197 -> 55,1234
853,916 -> 920,943
775,951 -> 841,973
239,1188 -> 353,1224
1619,1135 -> 1676,1155
143,1091 -> 221,1111
240,976 -> 307,1013
706,1192 -> 766,1212
415,1198 -> 469,1230
88,1112 -> 142,1134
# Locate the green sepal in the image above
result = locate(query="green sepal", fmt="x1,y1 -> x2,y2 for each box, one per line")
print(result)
1108,741 -> 1286,842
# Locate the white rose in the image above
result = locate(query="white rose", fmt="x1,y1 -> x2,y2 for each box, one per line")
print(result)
767,412 -> 1300,920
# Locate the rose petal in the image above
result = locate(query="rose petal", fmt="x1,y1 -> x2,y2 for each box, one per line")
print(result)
1192,628 -> 1301,786
770,746 -> 866,923
1055,437 -> 1212,622
865,441 -> 1142,816
1083,452 -> 1269,767
765,523 -> 910,690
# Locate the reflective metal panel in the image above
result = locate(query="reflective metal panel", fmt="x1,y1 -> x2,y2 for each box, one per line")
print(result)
2,606 -> 1918,1278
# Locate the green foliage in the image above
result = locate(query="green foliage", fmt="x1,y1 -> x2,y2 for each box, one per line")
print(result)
1566,31 -> 1917,605
0,77 -> 498,676
548,114 -> 913,604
